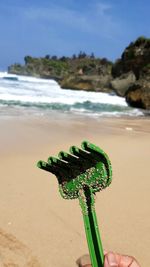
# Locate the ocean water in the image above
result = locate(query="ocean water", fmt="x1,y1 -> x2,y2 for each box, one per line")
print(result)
0,71 -> 144,118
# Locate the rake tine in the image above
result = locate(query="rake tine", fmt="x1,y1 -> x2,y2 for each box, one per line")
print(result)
37,160 -> 59,176
58,151 -> 78,163
82,142 -> 112,178
82,141 -> 107,158
70,146 -> 92,161
48,156 -> 72,179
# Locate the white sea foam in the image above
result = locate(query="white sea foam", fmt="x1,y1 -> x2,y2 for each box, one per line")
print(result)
0,72 -> 127,105
0,71 -> 144,117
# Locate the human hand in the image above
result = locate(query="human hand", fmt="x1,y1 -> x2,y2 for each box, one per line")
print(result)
77,251 -> 140,267
103,251 -> 140,267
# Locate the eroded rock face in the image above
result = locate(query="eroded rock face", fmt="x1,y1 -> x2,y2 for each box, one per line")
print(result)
112,37 -> 150,80
110,71 -> 136,96
60,75 -> 112,92
112,37 -> 150,109
125,82 -> 150,110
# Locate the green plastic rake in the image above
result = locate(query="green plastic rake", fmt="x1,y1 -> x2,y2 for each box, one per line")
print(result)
37,141 -> 112,267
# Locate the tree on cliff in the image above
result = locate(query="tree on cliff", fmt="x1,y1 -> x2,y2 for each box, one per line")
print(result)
24,56 -> 33,65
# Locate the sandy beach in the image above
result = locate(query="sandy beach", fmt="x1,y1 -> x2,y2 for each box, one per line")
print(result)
0,114 -> 150,266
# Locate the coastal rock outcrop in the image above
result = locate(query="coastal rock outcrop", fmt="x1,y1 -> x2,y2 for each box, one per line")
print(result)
125,80 -> 150,110
8,37 -> 150,110
60,74 -> 112,92
112,36 -> 150,79
110,71 -> 136,96
8,54 -> 113,93
112,36 -> 150,109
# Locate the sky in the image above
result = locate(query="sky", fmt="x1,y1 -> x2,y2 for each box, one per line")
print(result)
0,0 -> 150,70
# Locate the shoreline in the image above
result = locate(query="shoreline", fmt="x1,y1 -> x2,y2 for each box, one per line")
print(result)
0,114 -> 150,157
0,115 -> 150,266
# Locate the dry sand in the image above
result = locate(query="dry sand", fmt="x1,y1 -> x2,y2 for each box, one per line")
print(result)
0,113 -> 150,266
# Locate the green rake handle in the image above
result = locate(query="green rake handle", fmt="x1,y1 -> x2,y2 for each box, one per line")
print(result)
79,187 -> 104,267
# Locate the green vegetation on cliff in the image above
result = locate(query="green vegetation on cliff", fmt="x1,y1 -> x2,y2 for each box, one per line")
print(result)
8,52 -> 112,81
112,36 -> 150,79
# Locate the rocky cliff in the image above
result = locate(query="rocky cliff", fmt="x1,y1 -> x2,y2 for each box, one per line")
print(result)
8,54 -> 113,92
111,36 -> 150,109
8,37 -> 150,110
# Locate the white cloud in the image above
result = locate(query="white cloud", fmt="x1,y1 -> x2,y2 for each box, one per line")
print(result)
93,2 -> 112,15
23,2 -> 121,40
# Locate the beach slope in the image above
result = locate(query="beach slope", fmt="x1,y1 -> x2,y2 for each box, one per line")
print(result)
0,115 -> 149,266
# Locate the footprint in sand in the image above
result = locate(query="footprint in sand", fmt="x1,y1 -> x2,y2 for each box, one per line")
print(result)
0,228 -> 41,267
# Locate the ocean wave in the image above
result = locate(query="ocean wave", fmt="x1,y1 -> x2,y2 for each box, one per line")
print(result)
0,99 -> 144,117
0,71 -> 144,117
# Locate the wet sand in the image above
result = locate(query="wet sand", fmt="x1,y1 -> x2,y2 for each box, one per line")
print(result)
0,114 -> 149,266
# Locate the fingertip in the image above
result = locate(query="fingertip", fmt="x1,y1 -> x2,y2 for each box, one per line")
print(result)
120,255 -> 141,267
104,254 -> 110,267
105,252 -> 118,266
104,249 -> 108,255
